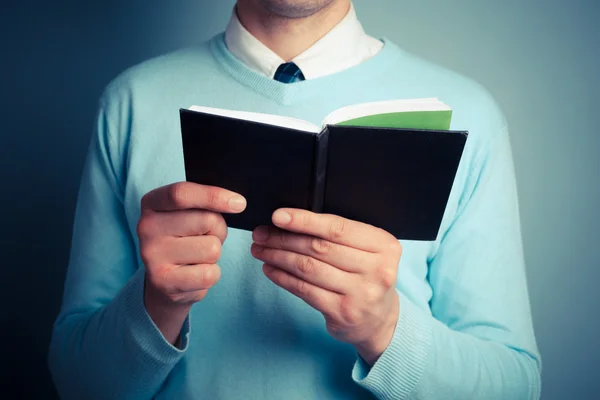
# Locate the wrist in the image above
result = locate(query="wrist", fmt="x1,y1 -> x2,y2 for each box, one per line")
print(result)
143,282 -> 191,346
354,291 -> 400,366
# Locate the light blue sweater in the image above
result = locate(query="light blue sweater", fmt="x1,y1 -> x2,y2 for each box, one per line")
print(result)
49,33 -> 541,399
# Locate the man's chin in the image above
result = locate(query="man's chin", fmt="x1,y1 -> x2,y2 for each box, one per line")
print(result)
257,0 -> 337,19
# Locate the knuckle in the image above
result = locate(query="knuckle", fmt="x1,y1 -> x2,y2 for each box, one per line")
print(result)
139,241 -> 158,267
203,237 -> 222,262
200,264 -> 221,289
310,237 -> 331,255
195,265 -> 214,287
296,279 -> 311,296
363,283 -> 383,304
339,296 -> 360,325
195,265 -> 210,286
206,187 -> 223,209
278,231 -> 288,248
206,212 -> 228,241
169,183 -> 189,208
300,214 -> 312,231
210,265 -> 222,284
326,322 -> 345,338
136,214 -> 152,238
389,239 -> 403,255
221,224 -> 229,242
297,255 -> 316,276
379,266 -> 397,288
202,211 -> 219,229
140,191 -> 151,210
329,218 -> 346,240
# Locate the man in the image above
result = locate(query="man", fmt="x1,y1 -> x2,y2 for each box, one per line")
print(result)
48,0 -> 541,398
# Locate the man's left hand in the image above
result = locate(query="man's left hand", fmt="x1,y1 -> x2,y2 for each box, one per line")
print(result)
251,208 -> 402,366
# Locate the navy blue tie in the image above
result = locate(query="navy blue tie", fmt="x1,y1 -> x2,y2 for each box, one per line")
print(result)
273,62 -> 305,83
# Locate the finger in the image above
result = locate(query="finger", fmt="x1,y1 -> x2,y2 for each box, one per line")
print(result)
270,208 -> 392,251
252,226 -> 374,273
251,244 -> 355,293
141,181 -> 246,213
160,235 -> 222,265
139,210 -> 228,242
164,264 -> 221,293
262,263 -> 339,316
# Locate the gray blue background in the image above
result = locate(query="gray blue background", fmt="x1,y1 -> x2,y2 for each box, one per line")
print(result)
1,0 -> 598,398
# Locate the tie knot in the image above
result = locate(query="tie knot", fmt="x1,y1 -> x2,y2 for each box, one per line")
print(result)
273,62 -> 305,83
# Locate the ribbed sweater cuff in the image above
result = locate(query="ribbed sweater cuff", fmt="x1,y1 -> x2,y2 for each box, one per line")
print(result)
121,268 -> 191,365
352,291 -> 432,399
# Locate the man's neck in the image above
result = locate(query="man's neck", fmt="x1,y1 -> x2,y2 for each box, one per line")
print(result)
235,1 -> 351,61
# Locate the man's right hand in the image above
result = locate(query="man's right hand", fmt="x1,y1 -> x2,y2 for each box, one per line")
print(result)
137,182 -> 246,345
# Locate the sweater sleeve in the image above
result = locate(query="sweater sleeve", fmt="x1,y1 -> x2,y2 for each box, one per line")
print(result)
352,111 -> 541,399
48,97 -> 190,400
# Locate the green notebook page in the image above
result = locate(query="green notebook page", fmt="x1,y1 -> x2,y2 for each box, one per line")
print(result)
334,110 -> 452,131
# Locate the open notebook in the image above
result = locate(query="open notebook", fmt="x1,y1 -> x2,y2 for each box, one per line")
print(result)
179,98 -> 466,240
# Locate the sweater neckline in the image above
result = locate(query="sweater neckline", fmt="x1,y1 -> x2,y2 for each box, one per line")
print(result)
210,33 -> 403,106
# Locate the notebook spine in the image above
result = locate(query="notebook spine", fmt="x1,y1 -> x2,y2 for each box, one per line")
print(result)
310,127 -> 330,213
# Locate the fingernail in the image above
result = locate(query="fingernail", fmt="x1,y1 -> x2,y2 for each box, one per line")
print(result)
253,227 -> 269,242
273,210 -> 292,225
228,196 -> 246,212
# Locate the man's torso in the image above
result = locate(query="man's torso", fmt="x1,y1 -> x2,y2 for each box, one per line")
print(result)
99,34 -> 498,398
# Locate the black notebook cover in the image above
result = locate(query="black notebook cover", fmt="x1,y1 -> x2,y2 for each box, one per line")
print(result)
180,108 -> 468,241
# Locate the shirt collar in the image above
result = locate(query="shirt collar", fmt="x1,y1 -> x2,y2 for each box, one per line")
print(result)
224,2 -> 383,80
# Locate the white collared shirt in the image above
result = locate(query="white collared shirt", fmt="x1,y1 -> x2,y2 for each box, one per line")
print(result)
224,2 -> 383,80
